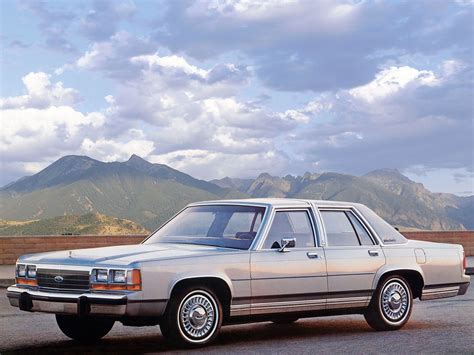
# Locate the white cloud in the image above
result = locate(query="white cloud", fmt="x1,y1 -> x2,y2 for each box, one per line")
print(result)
1,106 -> 104,158
160,0 -> 472,93
0,72 -> 106,184
292,64 -> 473,176
149,149 -> 289,180
131,54 -> 209,78
0,72 -> 80,109
80,136 -> 155,162
349,66 -> 439,103
75,31 -> 155,77
130,52 -> 251,88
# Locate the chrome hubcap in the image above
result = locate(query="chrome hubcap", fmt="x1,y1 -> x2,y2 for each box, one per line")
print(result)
179,294 -> 215,339
382,281 -> 408,322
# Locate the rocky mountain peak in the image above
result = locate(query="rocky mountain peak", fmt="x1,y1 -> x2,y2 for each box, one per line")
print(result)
364,168 -> 412,183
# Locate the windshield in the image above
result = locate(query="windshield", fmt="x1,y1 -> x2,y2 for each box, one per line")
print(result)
144,205 -> 266,250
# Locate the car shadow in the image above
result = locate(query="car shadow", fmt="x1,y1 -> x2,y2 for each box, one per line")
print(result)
2,318 -> 448,354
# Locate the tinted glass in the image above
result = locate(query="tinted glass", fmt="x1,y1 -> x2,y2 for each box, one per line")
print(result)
224,212 -> 262,237
263,211 -> 315,249
145,205 -> 265,250
347,212 -> 374,245
321,211 -> 360,247
356,204 -> 407,244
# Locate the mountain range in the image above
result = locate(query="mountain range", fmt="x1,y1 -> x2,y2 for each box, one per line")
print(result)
0,155 -> 472,231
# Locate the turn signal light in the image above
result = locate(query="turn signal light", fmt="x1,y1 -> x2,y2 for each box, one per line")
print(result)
16,277 -> 37,286
127,269 -> 141,291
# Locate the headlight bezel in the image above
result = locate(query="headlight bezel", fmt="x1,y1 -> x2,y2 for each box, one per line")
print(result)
16,263 -> 37,286
90,268 -> 141,291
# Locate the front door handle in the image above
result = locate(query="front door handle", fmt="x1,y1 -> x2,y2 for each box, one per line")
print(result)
307,252 -> 319,259
368,250 -> 379,257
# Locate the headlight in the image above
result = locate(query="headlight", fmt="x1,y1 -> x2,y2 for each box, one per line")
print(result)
92,269 -> 108,283
17,264 -> 26,277
26,265 -> 36,278
111,270 -> 126,283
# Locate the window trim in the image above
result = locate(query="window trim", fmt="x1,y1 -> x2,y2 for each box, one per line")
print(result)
256,208 -> 320,250
319,207 -> 378,248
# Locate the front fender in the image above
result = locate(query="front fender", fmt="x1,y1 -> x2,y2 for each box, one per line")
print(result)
168,272 -> 234,299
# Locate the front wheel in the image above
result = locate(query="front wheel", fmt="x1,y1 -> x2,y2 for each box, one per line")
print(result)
364,275 -> 413,331
160,287 -> 223,348
56,315 -> 115,342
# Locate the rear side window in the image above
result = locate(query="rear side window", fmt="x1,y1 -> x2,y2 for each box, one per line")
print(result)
320,210 -> 374,247
321,211 -> 360,246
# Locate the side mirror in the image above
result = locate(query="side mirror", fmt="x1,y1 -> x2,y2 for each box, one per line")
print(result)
279,237 -> 296,252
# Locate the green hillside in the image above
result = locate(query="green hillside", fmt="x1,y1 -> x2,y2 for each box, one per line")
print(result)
0,213 -> 148,236
0,155 -> 241,230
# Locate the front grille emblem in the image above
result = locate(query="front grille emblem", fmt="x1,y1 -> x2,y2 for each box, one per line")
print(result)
54,275 -> 64,283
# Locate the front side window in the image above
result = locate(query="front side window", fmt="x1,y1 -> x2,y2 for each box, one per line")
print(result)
262,210 -> 315,249
320,210 -> 374,247
145,205 -> 265,250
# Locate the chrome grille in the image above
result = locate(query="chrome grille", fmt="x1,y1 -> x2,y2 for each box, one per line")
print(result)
37,268 -> 90,290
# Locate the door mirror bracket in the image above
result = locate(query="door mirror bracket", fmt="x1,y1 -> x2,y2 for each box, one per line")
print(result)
279,237 -> 296,252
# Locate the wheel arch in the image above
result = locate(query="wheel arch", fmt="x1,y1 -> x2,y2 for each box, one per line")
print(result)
373,267 -> 425,299
168,275 -> 233,320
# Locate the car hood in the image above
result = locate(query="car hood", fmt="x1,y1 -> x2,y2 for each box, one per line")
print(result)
19,243 -> 237,267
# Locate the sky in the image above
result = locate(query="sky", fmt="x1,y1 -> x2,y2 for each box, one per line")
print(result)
0,0 -> 473,195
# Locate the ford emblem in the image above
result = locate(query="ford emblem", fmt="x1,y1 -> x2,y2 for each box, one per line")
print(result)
54,275 -> 64,283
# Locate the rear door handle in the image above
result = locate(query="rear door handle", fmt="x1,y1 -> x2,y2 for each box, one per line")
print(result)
307,252 -> 319,259
368,250 -> 379,257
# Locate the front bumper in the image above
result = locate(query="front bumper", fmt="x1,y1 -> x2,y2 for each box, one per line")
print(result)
7,286 -> 129,316
7,285 -> 167,317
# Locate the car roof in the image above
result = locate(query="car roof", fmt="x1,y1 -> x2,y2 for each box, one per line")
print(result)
188,198 -> 363,209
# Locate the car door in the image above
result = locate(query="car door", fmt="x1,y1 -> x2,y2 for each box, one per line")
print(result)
250,208 -> 327,315
319,208 -> 385,309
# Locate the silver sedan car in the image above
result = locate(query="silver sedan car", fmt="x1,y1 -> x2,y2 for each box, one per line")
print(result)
7,199 -> 470,347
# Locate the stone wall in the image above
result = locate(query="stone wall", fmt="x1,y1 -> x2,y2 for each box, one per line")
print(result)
1,231 -> 473,265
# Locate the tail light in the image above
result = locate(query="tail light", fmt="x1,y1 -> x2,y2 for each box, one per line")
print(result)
462,250 -> 466,273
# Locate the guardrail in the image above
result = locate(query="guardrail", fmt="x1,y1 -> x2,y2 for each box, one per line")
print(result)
0,231 -> 473,265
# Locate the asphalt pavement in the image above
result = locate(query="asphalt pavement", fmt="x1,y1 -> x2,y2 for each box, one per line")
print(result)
1,286 -> 473,354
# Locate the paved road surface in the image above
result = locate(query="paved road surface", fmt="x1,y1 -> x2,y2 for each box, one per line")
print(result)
1,287 -> 473,354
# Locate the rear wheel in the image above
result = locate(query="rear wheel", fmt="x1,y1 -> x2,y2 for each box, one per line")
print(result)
364,275 -> 413,331
56,315 -> 115,342
160,286 -> 223,348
